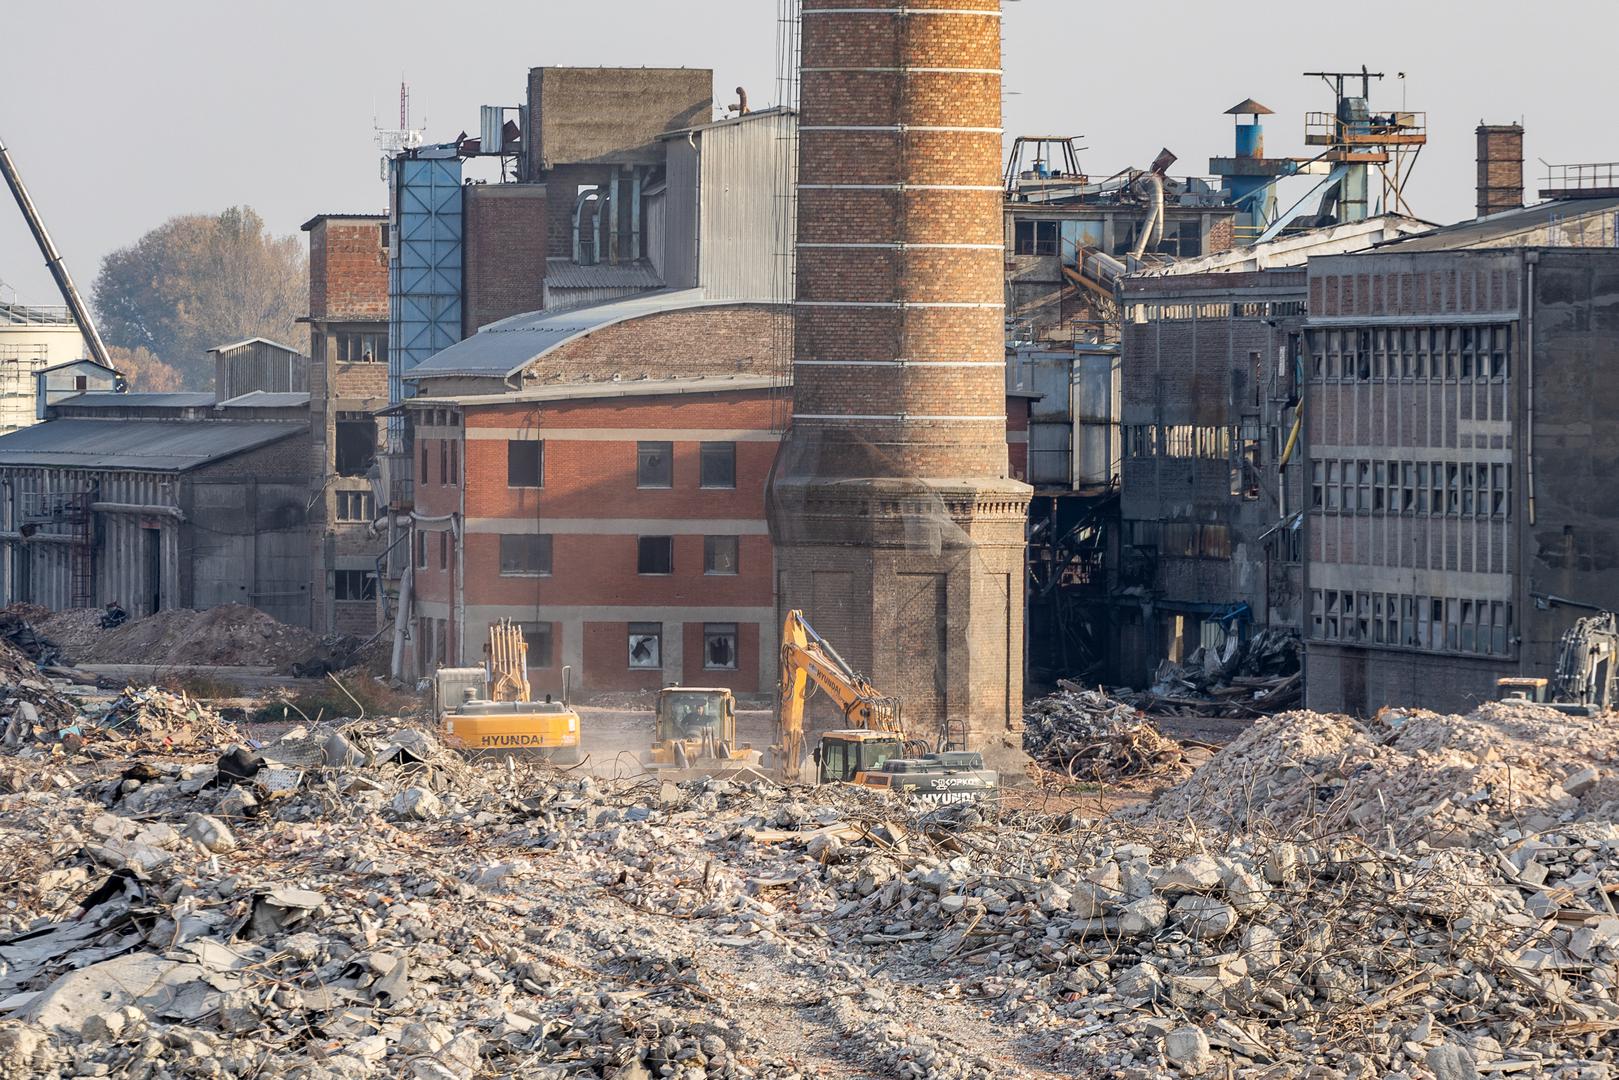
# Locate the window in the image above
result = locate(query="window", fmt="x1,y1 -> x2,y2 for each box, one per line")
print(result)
334,570 -> 375,601
637,441 -> 673,488
335,419 -> 375,477
74,375 -> 88,391
335,491 -> 373,523
439,440 -> 449,486
499,534 -> 552,576
628,623 -> 662,668
421,439 -> 430,484
521,622 -> 554,667
439,531 -> 448,571
1013,219 -> 1059,256
508,441 -> 543,488
415,530 -> 428,569
637,536 -> 674,575
704,535 -> 739,575
336,331 -> 387,363
703,623 -> 738,670
449,440 -> 458,485
700,442 -> 736,489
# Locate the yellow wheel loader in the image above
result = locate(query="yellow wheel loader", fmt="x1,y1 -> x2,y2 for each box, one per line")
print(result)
641,686 -> 763,779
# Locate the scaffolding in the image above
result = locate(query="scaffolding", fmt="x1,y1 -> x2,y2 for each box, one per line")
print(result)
0,344 -> 46,434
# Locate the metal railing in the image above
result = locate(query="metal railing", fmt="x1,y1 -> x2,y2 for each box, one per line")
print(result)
1542,162 -> 1619,193
1304,111 -> 1426,146
0,301 -> 73,326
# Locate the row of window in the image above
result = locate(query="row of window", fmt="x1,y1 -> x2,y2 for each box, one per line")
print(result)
416,437 -> 742,491
1311,589 -> 1512,656
1124,424 -> 1234,461
1310,459 -> 1512,518
413,531 -> 742,577
489,621 -> 740,671
1126,520 -> 1232,561
335,491 -> 374,523
1310,325 -> 1512,383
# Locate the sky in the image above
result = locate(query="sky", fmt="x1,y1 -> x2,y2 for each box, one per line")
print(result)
3,0 -> 1617,307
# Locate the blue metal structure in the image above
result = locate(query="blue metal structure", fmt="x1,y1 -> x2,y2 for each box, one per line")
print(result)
388,152 -> 464,413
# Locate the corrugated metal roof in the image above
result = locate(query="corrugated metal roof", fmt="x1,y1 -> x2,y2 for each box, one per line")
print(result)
543,259 -> 664,290
406,288 -> 724,381
408,374 -> 782,406
206,337 -> 306,357
1379,196 -> 1619,251
57,392 -> 216,408
216,391 -> 311,409
0,419 -> 303,471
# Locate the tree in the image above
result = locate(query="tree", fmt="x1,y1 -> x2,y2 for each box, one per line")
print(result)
92,207 -> 306,389
107,346 -> 183,392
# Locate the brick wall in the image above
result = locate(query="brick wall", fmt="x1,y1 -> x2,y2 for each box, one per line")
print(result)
464,185 -> 548,334
306,217 -> 388,322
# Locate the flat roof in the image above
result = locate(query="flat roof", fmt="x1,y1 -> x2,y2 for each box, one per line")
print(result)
217,391 -> 311,409
407,374 -> 781,407
405,288 -> 735,382
0,418 -> 304,471
301,212 -> 389,231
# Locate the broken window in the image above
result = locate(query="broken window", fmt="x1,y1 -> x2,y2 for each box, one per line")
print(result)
700,442 -> 736,489
334,570 -> 375,601
499,534 -> 552,576
521,622 -> 554,667
335,418 -> 376,477
1013,220 -> 1059,256
335,491 -> 373,523
628,623 -> 662,669
508,441 -> 543,488
1311,462 -> 1325,509
637,441 -> 673,488
704,535 -> 739,575
637,536 -> 673,575
336,331 -> 387,363
703,623 -> 738,670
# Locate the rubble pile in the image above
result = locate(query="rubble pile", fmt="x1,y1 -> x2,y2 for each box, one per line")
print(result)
1022,683 -> 1192,781
1120,628 -> 1302,719
1,694 -> 1617,1077
0,635 -> 79,748
34,603 -> 325,670
1135,699 -> 1619,847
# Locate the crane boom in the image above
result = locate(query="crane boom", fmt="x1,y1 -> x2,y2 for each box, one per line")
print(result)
0,132 -> 112,368
776,609 -> 903,780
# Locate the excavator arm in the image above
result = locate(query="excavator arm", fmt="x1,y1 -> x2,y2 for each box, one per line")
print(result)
776,610 -> 902,780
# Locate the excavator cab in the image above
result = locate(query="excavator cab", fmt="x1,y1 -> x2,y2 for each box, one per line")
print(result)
642,687 -> 763,777
815,730 -> 904,785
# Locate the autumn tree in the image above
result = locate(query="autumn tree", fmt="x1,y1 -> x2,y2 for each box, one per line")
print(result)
92,207 -> 306,389
107,346 -> 183,392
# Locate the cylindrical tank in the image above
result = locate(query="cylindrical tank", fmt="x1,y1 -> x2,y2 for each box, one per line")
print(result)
788,0 -> 1009,480
1235,120 -> 1263,159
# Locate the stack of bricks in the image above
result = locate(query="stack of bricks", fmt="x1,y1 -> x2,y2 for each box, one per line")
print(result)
771,0 -> 1033,774
1475,124 -> 1524,219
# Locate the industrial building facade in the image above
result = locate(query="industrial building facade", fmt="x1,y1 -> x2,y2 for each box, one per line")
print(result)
1302,243 -> 1619,713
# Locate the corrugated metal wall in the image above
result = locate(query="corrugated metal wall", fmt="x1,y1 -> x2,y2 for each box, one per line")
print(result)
389,156 -> 464,416
697,112 -> 796,302
663,138 -> 700,289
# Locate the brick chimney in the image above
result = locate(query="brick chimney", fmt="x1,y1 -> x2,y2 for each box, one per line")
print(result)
769,0 -> 1032,773
1476,123 -> 1524,218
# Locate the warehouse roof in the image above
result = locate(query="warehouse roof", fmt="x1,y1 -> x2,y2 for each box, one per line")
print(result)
404,289 -> 731,381
54,392 -> 215,409
406,374 -> 781,407
216,391 -> 311,409
0,419 -> 304,471
1377,196 -> 1619,251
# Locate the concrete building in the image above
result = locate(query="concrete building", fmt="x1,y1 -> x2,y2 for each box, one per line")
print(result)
301,213 -> 391,637
0,391 -> 312,623
1301,234 -> 1619,713
770,0 -> 1031,768
0,302 -> 99,433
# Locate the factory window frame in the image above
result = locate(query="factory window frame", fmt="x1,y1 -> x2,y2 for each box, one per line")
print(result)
334,570 -> 375,602
1492,464 -> 1508,517
334,419 -> 375,478
637,441 -> 673,489
704,535 -> 739,575
699,442 -> 736,489
448,439 -> 458,486
336,331 -> 387,363
1460,464 -> 1475,516
420,439 -> 430,484
1014,220 -> 1059,256
1312,462 -> 1325,509
507,441 -> 543,488
637,536 -> 674,575
1325,461 -> 1341,511
499,534 -> 552,577
703,623 -> 739,670
335,491 -> 373,523
415,530 -> 428,569
439,439 -> 449,487
521,622 -> 554,668
1445,463 -> 1460,515
1323,590 -> 1339,639
439,531 -> 448,571
628,623 -> 662,669
1311,590 -> 1325,639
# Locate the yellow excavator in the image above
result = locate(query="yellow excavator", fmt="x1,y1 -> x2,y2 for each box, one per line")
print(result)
775,610 -> 999,805
436,619 -> 582,761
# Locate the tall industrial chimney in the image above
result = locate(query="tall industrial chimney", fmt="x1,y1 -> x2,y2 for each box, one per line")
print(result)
1476,123 -> 1524,218
769,0 -> 1032,772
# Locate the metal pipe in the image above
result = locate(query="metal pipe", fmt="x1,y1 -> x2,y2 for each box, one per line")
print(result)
631,167 -> 642,262
608,164 -> 621,264
0,134 -> 112,368
1525,254 -> 1537,526
1131,173 -> 1164,260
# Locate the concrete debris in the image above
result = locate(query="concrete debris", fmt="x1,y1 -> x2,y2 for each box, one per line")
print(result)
33,602 -> 327,670
1022,683 -> 1192,780
1,687 -> 1618,1076
1117,628 -> 1302,719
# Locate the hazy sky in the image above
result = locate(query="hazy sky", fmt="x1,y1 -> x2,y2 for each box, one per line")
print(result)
3,0 -> 1616,306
